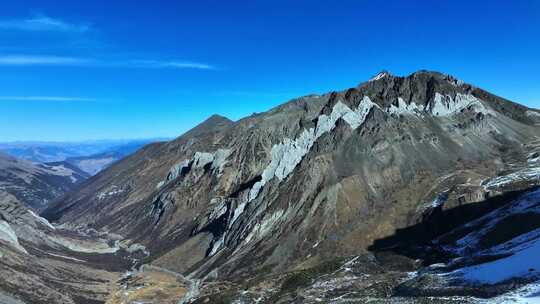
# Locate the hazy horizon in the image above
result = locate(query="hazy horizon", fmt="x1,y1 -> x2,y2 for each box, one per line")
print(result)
0,137 -> 172,144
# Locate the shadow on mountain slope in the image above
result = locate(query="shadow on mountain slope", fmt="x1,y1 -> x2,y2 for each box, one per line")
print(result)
368,187 -> 538,265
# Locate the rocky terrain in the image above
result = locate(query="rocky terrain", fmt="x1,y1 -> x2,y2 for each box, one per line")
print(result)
0,190 -> 137,303
0,190 -> 192,304
0,152 -> 89,211
3,70 -> 540,303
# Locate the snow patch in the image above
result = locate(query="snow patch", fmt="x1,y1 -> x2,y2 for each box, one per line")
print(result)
454,236 -> 540,284
448,188 -> 540,255
369,71 -> 390,82
424,191 -> 449,210
97,186 -> 125,200
434,188 -> 540,288
482,282 -> 540,303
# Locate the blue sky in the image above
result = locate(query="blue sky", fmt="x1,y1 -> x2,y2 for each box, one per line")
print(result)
0,0 -> 539,141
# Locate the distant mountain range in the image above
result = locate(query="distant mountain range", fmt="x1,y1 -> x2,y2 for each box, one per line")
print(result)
0,138 -> 168,175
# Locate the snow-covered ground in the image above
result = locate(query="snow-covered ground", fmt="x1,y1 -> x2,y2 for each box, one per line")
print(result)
424,188 -> 540,302
453,235 -> 540,284
443,188 -> 540,255
480,282 -> 540,303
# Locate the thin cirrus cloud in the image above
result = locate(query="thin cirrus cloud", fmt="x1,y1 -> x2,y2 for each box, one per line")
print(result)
0,55 -> 215,70
0,55 -> 92,66
0,14 -> 90,33
0,96 -> 99,102
130,60 -> 215,70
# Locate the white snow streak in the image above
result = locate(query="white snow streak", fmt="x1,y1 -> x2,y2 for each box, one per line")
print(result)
369,71 -> 390,82
481,282 -> 540,303
455,237 -> 540,284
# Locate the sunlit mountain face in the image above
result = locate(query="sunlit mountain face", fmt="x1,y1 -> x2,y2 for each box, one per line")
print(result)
6,71 -> 540,303
1,1 -> 539,303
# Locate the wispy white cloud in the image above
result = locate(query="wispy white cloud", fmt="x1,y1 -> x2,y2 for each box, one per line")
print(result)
130,60 -> 215,70
0,14 -> 90,33
0,55 -> 215,70
0,96 -> 99,102
0,55 -> 93,66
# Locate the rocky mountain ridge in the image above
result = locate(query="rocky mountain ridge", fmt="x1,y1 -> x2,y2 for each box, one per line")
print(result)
36,70 -> 540,302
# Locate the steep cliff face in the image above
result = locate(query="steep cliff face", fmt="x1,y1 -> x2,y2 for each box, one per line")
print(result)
44,70 -> 540,290
0,152 -> 88,211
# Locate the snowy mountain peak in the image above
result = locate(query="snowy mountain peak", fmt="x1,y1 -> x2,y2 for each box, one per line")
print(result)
369,70 -> 392,81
